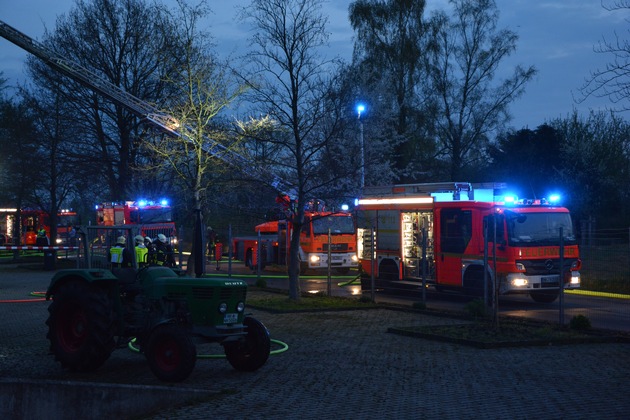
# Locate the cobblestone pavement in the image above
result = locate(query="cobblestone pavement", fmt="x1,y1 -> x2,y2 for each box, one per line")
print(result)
1,264 -> 630,419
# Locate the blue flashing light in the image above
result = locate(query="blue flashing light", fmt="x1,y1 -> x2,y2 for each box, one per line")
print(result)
548,194 -> 561,204
160,199 -> 169,206
341,204 -> 349,211
354,198 -> 359,206
138,200 -> 147,207
503,195 -> 517,204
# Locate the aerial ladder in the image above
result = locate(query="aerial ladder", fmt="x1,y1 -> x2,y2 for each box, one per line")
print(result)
0,20 -> 296,199
0,19 -> 297,275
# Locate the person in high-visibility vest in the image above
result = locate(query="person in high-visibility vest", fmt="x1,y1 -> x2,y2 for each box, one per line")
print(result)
109,235 -> 131,268
134,235 -> 148,267
36,227 -> 49,246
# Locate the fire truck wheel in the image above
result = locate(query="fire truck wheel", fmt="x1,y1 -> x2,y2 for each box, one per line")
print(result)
145,324 -> 197,382
224,316 -> 270,372
530,291 -> 559,303
46,280 -> 116,372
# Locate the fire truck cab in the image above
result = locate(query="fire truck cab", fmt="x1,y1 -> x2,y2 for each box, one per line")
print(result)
232,205 -> 358,274
95,200 -> 177,244
355,182 -> 581,303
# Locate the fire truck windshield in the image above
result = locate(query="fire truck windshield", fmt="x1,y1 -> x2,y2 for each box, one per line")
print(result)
130,207 -> 172,224
312,215 -> 355,235
507,211 -> 576,246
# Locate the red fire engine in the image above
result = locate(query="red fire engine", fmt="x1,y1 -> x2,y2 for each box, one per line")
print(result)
0,208 -> 79,245
232,200 -> 358,274
355,182 -> 581,303
95,200 -> 177,243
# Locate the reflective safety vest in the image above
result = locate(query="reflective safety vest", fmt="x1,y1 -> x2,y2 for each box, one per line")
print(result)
135,245 -> 148,265
110,246 -> 124,264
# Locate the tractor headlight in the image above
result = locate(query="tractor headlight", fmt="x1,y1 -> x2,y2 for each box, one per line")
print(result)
218,303 -> 228,314
237,301 -> 245,312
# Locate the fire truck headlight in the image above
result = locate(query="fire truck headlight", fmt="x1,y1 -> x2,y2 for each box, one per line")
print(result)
351,254 -> 358,262
511,277 -> 528,287
55,238 -> 63,244
236,301 -> 245,312
570,272 -> 580,285
218,303 -> 228,314
310,255 -> 321,263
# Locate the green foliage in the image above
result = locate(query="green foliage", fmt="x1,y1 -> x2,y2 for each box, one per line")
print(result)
412,301 -> 427,310
247,293 -> 378,311
464,298 -> 488,319
570,314 -> 592,331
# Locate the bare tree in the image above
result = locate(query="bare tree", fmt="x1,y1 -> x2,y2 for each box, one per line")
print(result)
26,0 -> 178,201
578,0 -> 630,111
142,0 -> 247,275
238,0 -> 340,300
20,83 -> 76,244
425,0 -> 536,180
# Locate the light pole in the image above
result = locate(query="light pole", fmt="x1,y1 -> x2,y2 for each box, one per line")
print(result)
357,104 -> 365,191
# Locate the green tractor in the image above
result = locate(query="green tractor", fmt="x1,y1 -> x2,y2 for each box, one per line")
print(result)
45,225 -> 270,382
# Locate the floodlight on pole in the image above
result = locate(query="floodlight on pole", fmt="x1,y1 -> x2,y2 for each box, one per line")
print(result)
356,104 -> 366,191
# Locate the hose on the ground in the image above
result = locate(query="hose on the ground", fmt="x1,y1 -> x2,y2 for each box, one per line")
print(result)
127,337 -> 289,358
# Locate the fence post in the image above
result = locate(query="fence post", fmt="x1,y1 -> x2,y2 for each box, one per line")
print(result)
327,229 -> 332,297
421,227 -> 427,304
559,227 -> 565,326
228,224 -> 232,278
370,227 -> 375,303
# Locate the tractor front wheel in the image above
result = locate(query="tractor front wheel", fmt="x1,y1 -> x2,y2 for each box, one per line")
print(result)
46,280 -> 115,372
224,316 -> 270,372
145,324 -> 197,382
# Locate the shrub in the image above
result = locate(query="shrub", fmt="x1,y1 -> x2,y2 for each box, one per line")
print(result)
569,314 -> 591,331
412,301 -> 427,310
464,298 -> 487,319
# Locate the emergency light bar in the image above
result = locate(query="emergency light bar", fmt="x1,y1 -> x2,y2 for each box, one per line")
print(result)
357,197 -> 434,206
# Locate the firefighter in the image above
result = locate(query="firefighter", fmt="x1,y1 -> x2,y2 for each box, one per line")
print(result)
155,233 -> 176,267
145,236 -> 157,265
36,227 -> 49,247
109,235 -> 132,268
134,235 -> 148,267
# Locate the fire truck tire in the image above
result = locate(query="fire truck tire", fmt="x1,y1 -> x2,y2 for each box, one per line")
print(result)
145,323 -> 197,382
224,316 -> 270,372
378,259 -> 399,281
46,280 -> 116,372
464,268 -> 492,301
529,291 -> 559,303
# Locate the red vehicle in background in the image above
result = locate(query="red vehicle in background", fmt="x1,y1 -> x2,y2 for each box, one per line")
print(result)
0,208 -> 79,245
95,200 -> 177,244
232,200 -> 358,274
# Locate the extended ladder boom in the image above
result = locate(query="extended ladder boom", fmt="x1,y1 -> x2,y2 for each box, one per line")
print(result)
0,20 -> 296,198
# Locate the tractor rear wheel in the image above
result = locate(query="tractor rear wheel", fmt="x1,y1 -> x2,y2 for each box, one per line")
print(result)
46,280 -> 115,372
145,324 -> 197,382
224,316 -> 270,372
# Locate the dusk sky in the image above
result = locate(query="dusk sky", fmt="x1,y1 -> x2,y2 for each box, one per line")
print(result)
1,0 -> 628,130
